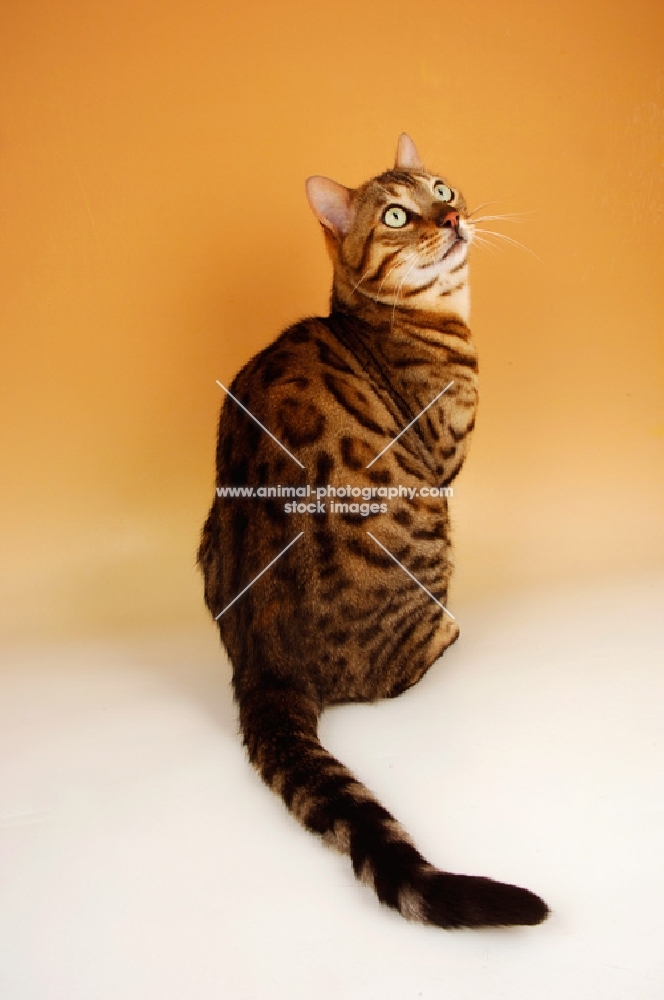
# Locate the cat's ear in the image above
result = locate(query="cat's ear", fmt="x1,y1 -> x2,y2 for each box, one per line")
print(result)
395,133 -> 423,171
305,176 -> 354,240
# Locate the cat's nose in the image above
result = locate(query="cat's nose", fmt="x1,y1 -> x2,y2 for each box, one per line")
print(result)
438,209 -> 460,231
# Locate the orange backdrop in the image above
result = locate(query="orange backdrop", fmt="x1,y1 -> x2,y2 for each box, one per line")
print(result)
1,0 -> 662,640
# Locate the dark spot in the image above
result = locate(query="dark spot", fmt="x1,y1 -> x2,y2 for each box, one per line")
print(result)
321,577 -> 353,599
445,350 -> 478,370
315,450 -> 334,486
276,397 -> 325,447
323,372 -> 385,435
261,351 -> 293,388
229,456 -> 249,483
315,339 -> 353,373
340,512 -> 367,525
412,520 -> 446,540
368,467 -> 392,485
358,622 -> 382,646
410,554 -> 439,571
314,528 -> 336,562
289,323 -> 312,344
264,499 -> 288,523
256,462 -> 270,485
340,437 -> 362,471
327,630 -> 350,645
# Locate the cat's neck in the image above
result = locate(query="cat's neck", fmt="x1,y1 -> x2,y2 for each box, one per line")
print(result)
329,286 -> 472,344
330,268 -> 470,328
327,293 -> 476,414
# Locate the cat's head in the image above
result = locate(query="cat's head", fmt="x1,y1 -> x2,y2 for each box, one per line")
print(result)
306,135 -> 473,324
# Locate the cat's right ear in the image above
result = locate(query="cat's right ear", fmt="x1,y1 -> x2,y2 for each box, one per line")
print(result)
305,176 -> 353,240
395,133 -> 423,170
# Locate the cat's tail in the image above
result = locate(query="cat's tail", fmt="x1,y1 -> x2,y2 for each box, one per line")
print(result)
237,679 -> 549,929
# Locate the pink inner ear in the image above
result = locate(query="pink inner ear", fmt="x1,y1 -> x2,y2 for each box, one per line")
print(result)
305,176 -> 353,238
395,134 -> 423,170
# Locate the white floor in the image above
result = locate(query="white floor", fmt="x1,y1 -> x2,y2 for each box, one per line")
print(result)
1,573 -> 663,999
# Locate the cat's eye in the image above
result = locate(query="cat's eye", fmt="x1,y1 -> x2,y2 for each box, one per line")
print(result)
382,205 -> 408,228
433,182 -> 454,202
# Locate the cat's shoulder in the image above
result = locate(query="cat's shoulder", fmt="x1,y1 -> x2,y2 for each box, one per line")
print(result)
230,315 -> 354,396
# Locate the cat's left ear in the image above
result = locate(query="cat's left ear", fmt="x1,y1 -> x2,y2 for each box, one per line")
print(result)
395,133 -> 423,170
305,176 -> 354,240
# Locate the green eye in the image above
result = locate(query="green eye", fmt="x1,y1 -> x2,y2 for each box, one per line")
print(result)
434,182 -> 453,202
382,205 -> 408,228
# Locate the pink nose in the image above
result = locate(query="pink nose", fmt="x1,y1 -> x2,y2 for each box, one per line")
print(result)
440,209 -> 460,230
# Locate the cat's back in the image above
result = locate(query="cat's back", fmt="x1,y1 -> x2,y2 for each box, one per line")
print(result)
218,313 -> 399,484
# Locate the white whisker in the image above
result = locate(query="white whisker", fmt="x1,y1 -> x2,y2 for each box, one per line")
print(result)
468,201 -> 535,221
470,213 -> 529,224
351,269 -> 372,294
391,257 -> 419,333
469,234 -> 500,258
468,200 -> 501,218
473,227 -> 541,262
378,251 -> 418,295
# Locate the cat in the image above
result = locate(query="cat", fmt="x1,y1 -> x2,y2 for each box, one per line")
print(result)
198,134 -> 548,929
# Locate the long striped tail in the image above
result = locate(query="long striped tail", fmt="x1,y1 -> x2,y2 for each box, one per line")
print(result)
238,680 -> 549,929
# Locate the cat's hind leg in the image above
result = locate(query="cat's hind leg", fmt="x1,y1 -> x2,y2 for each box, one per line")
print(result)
383,615 -> 460,699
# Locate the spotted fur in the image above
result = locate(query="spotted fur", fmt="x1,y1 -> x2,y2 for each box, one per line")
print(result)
198,135 -> 548,929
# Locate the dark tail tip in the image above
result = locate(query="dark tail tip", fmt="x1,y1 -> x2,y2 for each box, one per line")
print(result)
423,872 -> 549,929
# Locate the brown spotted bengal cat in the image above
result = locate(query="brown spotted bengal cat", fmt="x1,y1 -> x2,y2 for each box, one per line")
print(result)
198,134 -> 548,929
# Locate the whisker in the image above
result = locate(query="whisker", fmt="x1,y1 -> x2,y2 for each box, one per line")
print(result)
470,213 -> 529,224
351,269 -> 373,294
391,257 -> 419,333
468,202 -> 535,221
473,227 -> 541,262
469,234 -> 501,258
378,251 -> 418,295
467,200 -> 502,218
471,233 -> 499,249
